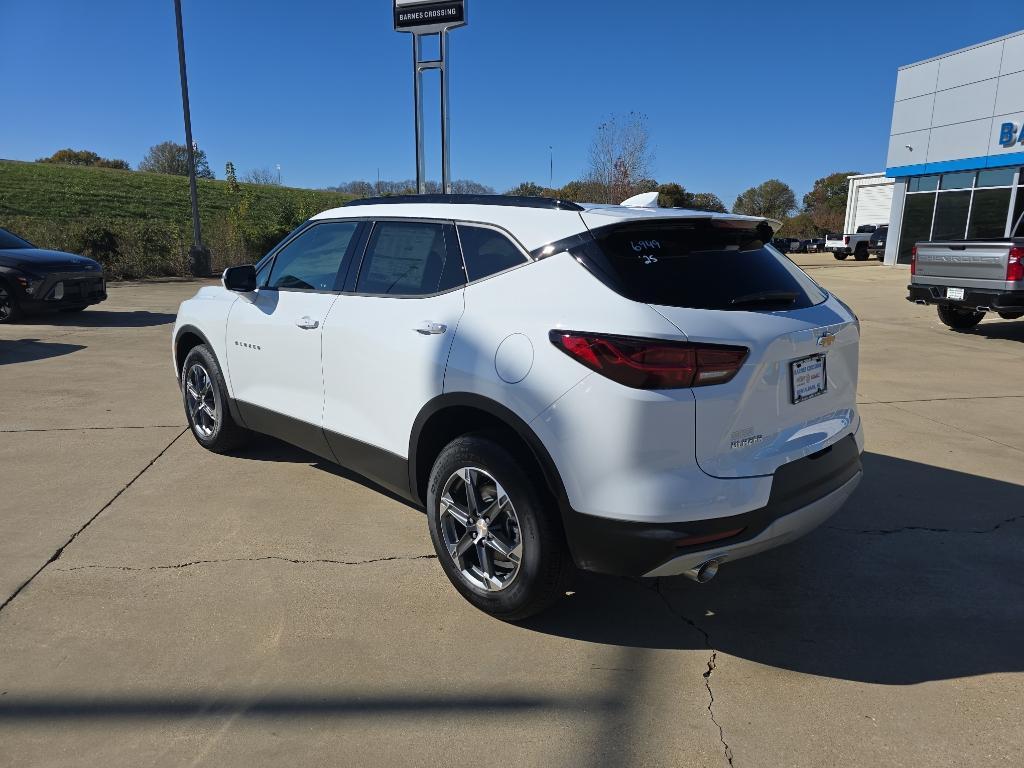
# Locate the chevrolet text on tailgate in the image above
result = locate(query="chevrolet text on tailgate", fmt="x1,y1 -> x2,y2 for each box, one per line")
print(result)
908,211 -> 1024,330
172,194 -> 864,620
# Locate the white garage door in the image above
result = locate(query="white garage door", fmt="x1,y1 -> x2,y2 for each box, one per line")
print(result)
854,183 -> 894,229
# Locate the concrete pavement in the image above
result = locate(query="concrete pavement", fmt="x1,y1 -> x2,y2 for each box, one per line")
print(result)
1,269 -> 1022,767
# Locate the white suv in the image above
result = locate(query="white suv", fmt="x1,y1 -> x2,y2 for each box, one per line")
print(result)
173,195 -> 864,619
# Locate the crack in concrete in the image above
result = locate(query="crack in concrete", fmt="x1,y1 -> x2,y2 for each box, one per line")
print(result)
654,580 -> 734,767
829,512 -> 1024,537
56,554 -> 439,572
0,429 -> 189,615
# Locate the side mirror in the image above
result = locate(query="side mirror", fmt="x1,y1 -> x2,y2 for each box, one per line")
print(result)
223,264 -> 257,292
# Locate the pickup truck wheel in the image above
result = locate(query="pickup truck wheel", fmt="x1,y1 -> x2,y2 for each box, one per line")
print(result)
181,344 -> 249,453
427,435 -> 573,621
937,305 -> 985,330
997,312 -> 1023,320
853,243 -> 869,261
833,252 -> 848,261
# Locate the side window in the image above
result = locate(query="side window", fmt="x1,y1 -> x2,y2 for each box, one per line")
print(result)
254,257 -> 273,287
267,222 -> 358,291
457,225 -> 527,281
356,221 -> 463,296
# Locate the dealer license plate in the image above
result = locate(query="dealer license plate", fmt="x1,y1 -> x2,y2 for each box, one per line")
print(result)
946,287 -> 965,300
791,354 -> 827,404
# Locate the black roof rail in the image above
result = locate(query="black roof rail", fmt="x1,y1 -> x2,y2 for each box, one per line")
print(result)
343,194 -> 585,212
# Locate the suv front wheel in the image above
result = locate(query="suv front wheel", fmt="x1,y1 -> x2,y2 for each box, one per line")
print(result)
181,344 -> 249,453
426,435 -> 573,620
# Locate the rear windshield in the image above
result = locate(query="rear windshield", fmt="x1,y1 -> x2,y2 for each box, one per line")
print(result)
580,220 -> 827,311
0,228 -> 33,249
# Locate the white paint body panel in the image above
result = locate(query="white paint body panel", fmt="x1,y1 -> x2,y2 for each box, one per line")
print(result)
322,289 -> 465,458
172,286 -> 238,391
226,290 -> 340,426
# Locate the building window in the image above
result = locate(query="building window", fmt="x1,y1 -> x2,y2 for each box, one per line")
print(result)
897,193 -> 935,264
968,189 -> 1013,239
900,168 -> 1021,259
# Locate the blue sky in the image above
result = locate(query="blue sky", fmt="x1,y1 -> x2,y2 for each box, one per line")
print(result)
0,1 -> 1012,204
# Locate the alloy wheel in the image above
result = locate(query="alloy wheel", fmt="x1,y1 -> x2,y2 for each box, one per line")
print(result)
185,363 -> 218,438
0,286 -> 11,321
439,467 -> 523,592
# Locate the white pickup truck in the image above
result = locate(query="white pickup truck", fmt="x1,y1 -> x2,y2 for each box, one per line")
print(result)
825,225 -> 881,261
907,224 -> 1024,329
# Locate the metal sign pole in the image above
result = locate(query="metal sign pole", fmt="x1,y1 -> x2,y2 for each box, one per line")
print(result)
413,35 -> 426,194
439,29 -> 451,194
396,0 -> 466,195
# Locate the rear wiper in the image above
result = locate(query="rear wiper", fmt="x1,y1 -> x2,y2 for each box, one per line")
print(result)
729,291 -> 799,307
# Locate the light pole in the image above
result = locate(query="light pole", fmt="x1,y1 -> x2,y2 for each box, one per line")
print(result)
173,0 -> 209,276
276,163 -> 282,185
549,146 -> 553,189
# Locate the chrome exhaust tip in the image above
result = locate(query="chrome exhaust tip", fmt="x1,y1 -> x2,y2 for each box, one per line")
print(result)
685,558 -> 721,584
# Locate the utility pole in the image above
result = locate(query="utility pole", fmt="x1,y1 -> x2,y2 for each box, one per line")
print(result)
173,0 -> 209,276
549,146 -> 553,189
276,163 -> 282,185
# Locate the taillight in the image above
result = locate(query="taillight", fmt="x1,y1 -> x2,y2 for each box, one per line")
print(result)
911,245 -> 917,275
549,331 -> 748,390
1008,246 -> 1024,282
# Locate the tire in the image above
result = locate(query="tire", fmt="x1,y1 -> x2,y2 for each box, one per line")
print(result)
426,435 -> 573,621
853,243 -> 869,261
0,280 -> 23,324
997,312 -> 1023,320
180,344 -> 249,453
833,252 -> 848,261
937,305 -> 985,330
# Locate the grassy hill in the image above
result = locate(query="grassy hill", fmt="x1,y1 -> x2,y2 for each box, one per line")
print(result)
0,159 -> 353,278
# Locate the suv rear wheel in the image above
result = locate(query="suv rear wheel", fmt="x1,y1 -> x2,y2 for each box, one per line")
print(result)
937,305 -> 985,330
853,243 -> 869,261
426,435 -> 573,620
181,344 -> 249,452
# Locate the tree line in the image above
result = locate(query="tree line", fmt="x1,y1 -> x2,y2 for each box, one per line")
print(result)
36,116 -> 858,237
36,143 -> 283,186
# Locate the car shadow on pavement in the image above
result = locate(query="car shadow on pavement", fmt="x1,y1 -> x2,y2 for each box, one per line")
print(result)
233,433 -> 423,512
962,319 -> 1024,343
523,451 -> 1024,686
0,338 -> 85,365
18,310 -> 176,328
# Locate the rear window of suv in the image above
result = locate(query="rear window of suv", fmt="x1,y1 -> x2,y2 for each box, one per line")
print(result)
579,220 -> 827,311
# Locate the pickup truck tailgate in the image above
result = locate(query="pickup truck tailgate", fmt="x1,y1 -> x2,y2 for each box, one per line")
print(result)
914,241 -> 1012,281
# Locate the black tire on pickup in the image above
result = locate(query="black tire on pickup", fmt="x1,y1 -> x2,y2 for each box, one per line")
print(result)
937,305 -> 985,330
833,252 -> 848,261
998,312 -> 1023,320
853,243 -> 869,261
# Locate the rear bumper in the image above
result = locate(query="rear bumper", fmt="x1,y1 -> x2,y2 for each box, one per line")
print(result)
826,246 -> 851,254
907,284 -> 1024,312
562,434 -> 862,577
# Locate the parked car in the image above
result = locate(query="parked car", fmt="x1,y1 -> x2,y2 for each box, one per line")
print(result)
826,225 -> 879,261
789,239 -> 809,254
807,238 -> 826,253
0,227 -> 107,323
867,226 -> 888,260
770,237 -> 792,253
173,194 -> 864,620
908,216 -> 1024,329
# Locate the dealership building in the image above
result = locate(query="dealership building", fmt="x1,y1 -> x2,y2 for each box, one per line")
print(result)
880,29 -> 1024,266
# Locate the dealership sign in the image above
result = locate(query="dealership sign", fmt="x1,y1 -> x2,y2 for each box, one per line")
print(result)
394,0 -> 467,34
998,122 -> 1024,148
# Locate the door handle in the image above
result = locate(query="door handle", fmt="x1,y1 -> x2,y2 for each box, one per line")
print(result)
296,316 -> 319,330
414,321 -> 447,335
